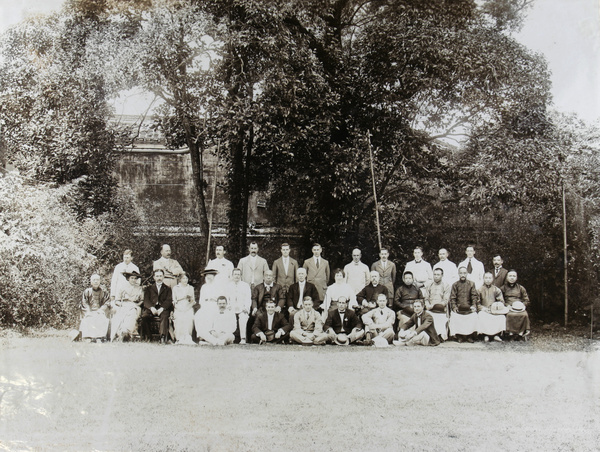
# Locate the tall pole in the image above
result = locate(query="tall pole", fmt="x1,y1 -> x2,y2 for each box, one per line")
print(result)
562,182 -> 568,327
367,131 -> 382,250
206,139 -> 220,266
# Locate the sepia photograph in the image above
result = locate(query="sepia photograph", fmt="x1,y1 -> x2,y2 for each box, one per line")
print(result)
1,0 -> 599,450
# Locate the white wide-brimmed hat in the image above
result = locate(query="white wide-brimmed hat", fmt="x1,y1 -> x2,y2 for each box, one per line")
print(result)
490,301 -> 510,315
510,301 -> 526,312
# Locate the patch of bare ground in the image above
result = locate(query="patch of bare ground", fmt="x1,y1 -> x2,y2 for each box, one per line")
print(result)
0,328 -> 598,451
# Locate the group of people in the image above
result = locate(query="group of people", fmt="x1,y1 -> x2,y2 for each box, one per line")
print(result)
75,242 -> 531,347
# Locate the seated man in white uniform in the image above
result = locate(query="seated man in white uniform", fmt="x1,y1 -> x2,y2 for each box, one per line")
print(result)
424,268 -> 451,340
197,296 -> 237,345
226,268 -> 252,344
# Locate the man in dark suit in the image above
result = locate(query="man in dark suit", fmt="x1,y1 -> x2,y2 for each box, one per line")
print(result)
141,269 -> 173,343
396,299 -> 440,346
490,255 -> 508,288
302,243 -> 330,301
286,267 -> 321,320
319,297 -> 365,345
251,300 -> 292,344
356,271 -> 390,315
251,270 -> 285,315
272,243 -> 298,297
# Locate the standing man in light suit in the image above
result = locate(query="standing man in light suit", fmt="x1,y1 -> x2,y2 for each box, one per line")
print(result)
206,245 -> 234,291
458,244 -> 485,290
303,243 -> 330,301
110,249 -> 139,302
237,242 -> 269,290
343,248 -> 371,295
433,248 -> 459,286
404,246 -> 433,289
153,244 -> 184,289
226,268 -> 252,344
272,243 -> 298,297
371,247 -> 396,305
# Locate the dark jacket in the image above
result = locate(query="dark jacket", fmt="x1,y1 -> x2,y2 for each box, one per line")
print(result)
252,311 -> 292,335
286,281 -> 321,310
403,311 -> 441,346
143,284 -> 173,311
252,282 -> 286,311
324,309 -> 362,334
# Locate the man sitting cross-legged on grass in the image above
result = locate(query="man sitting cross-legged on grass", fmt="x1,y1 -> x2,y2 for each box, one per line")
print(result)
318,296 -> 365,345
197,296 -> 237,346
251,300 -> 292,344
395,299 -> 440,346
290,296 -> 325,345
361,293 -> 396,345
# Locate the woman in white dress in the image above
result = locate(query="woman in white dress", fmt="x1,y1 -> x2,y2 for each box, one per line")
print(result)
172,272 -> 196,345
111,271 -> 144,341
322,269 -> 358,318
194,269 -> 222,335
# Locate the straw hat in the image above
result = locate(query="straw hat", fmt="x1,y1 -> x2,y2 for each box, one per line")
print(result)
510,301 -> 526,312
490,301 -> 510,315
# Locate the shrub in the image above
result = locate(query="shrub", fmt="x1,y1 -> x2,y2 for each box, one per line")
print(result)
0,173 -> 109,328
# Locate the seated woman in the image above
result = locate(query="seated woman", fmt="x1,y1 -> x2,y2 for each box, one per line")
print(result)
78,274 -> 110,342
500,270 -> 531,340
172,272 -> 196,345
194,268 -> 221,336
477,272 -> 507,342
322,269 -> 358,317
111,271 -> 144,341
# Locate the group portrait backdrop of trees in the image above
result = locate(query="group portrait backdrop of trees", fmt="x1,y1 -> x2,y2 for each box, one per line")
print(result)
1,0 -> 599,329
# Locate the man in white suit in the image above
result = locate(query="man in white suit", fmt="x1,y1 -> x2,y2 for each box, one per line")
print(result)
458,245 -> 485,290
302,243 -> 330,301
237,242 -> 269,290
433,248 -> 459,286
343,248 -> 371,295
206,245 -> 235,291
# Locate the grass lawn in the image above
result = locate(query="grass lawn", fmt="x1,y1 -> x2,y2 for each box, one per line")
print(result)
1,333 -> 599,452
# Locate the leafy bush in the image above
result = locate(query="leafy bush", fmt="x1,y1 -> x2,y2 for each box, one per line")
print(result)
0,173 -> 140,329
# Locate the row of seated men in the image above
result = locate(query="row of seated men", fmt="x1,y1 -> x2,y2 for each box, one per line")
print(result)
76,258 -> 530,346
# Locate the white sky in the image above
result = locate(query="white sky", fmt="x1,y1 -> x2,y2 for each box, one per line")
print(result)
1,0 -> 599,122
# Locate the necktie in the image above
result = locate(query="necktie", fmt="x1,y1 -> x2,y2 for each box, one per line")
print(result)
467,258 -> 473,274
495,268 -> 499,276
316,258 -> 320,269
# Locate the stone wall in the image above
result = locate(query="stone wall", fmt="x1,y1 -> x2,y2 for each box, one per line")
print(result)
114,147 -> 269,231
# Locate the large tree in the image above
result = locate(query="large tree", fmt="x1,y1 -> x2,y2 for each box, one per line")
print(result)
198,0 -> 551,262
0,1 -> 124,218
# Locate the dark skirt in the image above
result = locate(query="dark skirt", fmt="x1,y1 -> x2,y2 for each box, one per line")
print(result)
506,311 -> 530,334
